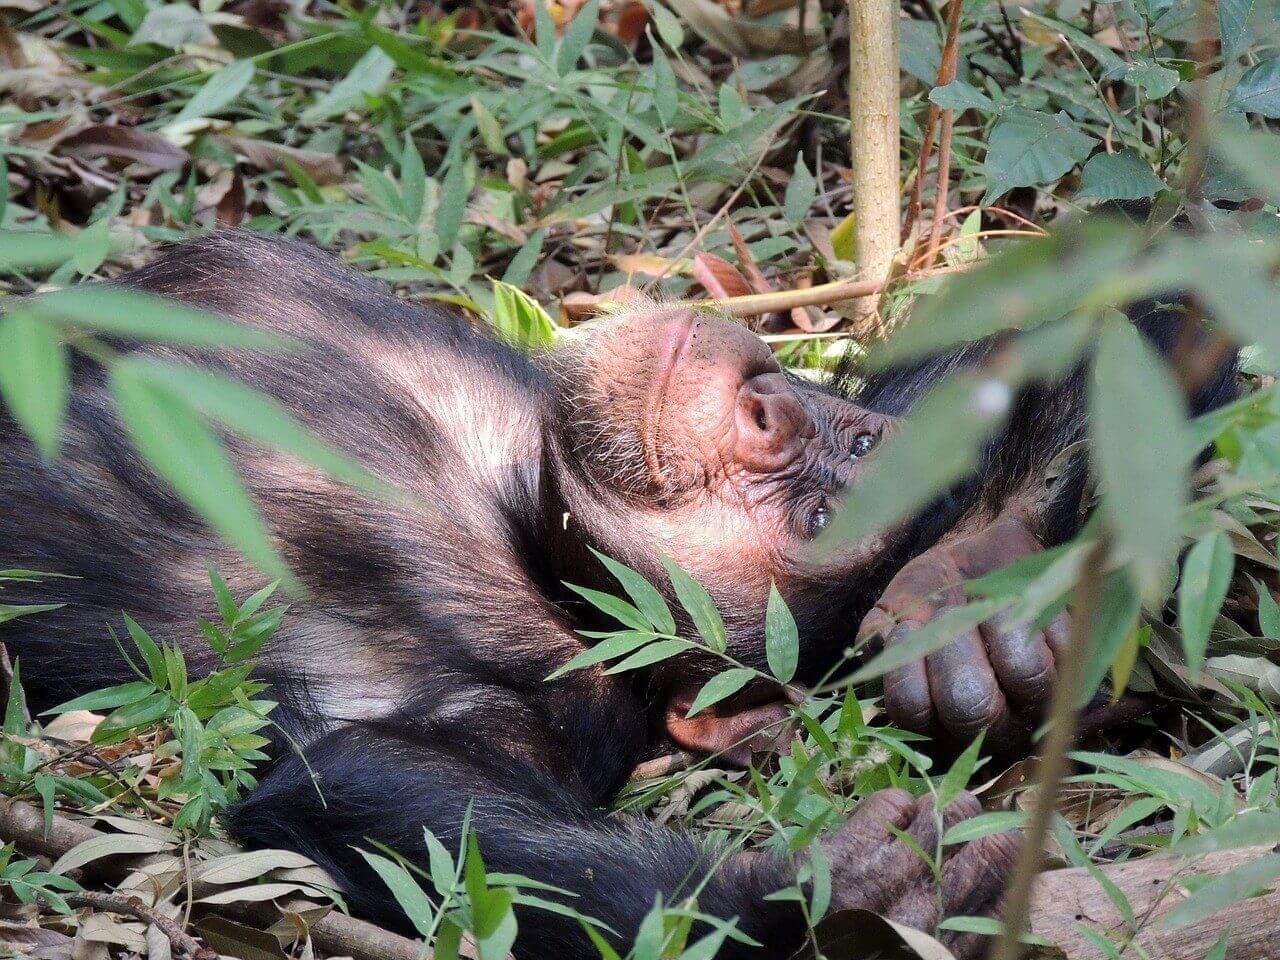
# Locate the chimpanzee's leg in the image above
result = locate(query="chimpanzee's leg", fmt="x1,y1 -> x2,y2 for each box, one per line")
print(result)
226,719 -> 796,959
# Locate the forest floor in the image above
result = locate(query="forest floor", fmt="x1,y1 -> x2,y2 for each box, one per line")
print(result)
3,0 -> 1280,958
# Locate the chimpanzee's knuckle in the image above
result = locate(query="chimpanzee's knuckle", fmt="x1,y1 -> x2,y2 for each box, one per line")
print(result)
939,681 -> 1007,737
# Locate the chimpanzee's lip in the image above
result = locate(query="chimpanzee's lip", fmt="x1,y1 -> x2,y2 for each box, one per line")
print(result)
642,316 -> 698,484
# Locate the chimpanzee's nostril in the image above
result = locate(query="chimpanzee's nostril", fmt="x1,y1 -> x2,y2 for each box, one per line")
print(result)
755,408 -> 768,431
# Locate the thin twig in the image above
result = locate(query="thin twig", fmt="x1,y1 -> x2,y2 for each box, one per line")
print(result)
66,891 -> 216,960
920,0 -> 964,269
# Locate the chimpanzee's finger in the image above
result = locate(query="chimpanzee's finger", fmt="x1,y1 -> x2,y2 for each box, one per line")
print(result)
939,925 -> 998,960
1044,611 -> 1071,659
883,886 -> 940,935
856,604 -> 896,650
979,611 -> 1056,717
925,628 -> 1013,741
883,624 -> 936,734
940,829 -> 1021,917
827,789 -> 927,912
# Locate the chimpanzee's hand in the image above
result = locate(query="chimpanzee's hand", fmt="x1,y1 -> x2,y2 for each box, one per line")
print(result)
819,788 -> 1019,960
857,509 -> 1067,748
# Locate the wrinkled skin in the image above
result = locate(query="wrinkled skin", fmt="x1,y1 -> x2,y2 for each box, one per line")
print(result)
547,302 -> 897,671
858,509 -> 1068,747
820,789 -> 1019,959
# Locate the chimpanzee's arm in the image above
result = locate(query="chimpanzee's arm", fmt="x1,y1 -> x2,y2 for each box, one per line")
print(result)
847,299 -> 1237,748
227,715 -> 1015,959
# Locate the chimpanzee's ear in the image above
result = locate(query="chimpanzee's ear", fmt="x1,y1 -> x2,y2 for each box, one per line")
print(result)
663,682 -> 798,768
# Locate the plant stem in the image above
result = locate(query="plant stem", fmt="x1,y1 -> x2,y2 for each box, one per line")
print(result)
989,534 -> 1110,960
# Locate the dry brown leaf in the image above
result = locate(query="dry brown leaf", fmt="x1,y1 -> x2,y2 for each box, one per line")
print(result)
54,126 -> 188,171
692,252 -> 752,299
216,134 -> 344,185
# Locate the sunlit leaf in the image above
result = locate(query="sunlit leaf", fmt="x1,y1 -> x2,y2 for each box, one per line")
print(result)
1090,322 -> 1190,600
823,375 -> 1011,546
591,549 -> 676,635
661,557 -> 727,652
0,311 -> 68,459
685,668 -> 754,717
982,108 -> 1098,203
172,59 -> 255,126
34,286 -> 291,350
1159,853 -> 1280,929
1178,531 -> 1235,680
110,359 -> 291,585
764,583 -> 798,683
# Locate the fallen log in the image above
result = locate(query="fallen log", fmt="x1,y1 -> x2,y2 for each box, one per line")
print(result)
1028,844 -> 1280,960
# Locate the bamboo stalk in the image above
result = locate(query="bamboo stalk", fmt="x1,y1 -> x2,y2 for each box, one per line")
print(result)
847,0 -> 901,325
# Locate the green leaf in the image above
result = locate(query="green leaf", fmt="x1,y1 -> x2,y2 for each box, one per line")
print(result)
1125,60 -> 1181,99
129,360 -> 389,498
501,229 -> 546,288
172,59 -> 254,126
822,375 -> 1011,545
302,46 -> 396,122
649,2 -> 684,47
982,108 -> 1098,203
1168,811 -> 1280,857
784,155 -> 816,224
604,638 -> 687,674
937,730 -> 985,807
685,668 -> 755,717
661,557 -> 727,652
1218,0 -> 1257,57
533,0 -> 556,60
556,0 -> 601,74
849,599 -> 1005,683
1158,853 -> 1280,929
0,312 -> 68,459
1255,578 -> 1280,639
401,134 -> 426,223
34,286 -> 291,350
1090,322 -> 1190,600
110,360 -> 291,585
563,582 -> 650,631
490,281 -> 557,349
929,80 -> 993,112
359,851 -> 435,937
885,219 -> 1141,363
591,550 -> 676,635
1077,571 -> 1141,706
93,691 -> 173,742
764,583 -> 798,684
652,43 -> 678,127
1232,57 -> 1280,118
1075,150 -> 1165,202
0,232 -> 81,271
436,159 -> 469,251
546,631 -> 658,679
3,661 -> 26,735
942,811 -> 1024,845
47,680 -> 155,715
124,614 -> 166,687
1178,530 -> 1235,680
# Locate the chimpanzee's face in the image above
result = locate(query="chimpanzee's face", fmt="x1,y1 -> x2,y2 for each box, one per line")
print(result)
547,301 -> 895,643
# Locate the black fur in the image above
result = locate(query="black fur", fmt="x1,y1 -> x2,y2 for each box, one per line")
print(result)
0,230 -> 1236,957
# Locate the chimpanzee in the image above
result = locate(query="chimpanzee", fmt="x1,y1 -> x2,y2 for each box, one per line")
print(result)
0,229 -> 1232,958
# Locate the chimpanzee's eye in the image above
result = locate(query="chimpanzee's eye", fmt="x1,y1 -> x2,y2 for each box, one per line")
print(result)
851,431 -> 878,458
